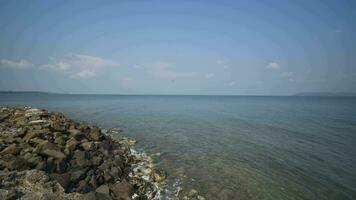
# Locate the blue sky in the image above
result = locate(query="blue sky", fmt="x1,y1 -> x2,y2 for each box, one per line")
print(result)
0,0 -> 355,95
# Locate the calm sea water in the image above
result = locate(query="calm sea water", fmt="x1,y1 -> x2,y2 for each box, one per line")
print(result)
1,93 -> 356,200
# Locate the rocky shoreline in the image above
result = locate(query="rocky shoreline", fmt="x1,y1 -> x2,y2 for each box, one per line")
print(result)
0,106 -> 169,200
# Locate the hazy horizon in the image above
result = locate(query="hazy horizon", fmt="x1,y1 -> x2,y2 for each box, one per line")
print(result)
1,0 -> 356,95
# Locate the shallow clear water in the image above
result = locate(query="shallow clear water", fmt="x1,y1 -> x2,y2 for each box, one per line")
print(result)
1,93 -> 356,199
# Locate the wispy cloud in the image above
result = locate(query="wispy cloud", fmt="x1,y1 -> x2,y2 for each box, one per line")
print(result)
70,69 -> 96,79
224,81 -> 236,86
43,54 -> 116,79
281,71 -> 295,82
281,71 -> 293,77
266,62 -> 280,70
123,77 -> 133,81
119,77 -> 134,88
216,59 -> 228,65
216,58 -> 230,69
205,73 -> 215,79
147,62 -> 196,80
1,59 -> 33,69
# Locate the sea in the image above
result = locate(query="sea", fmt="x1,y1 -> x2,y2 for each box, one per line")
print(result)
1,93 -> 356,200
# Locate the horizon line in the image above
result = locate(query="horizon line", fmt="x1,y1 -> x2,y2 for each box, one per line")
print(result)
1,90 -> 356,97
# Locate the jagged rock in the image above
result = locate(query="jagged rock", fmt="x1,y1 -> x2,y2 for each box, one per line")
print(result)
69,129 -> 86,141
95,192 -> 112,200
0,113 -> 10,122
89,128 -> 101,141
72,150 -> 89,167
54,136 -> 66,146
29,137 -> 46,146
76,179 -> 91,193
69,169 -> 85,183
188,189 -> 198,197
111,181 -> 134,200
23,152 -> 42,165
95,184 -> 110,194
0,107 -> 171,200
6,157 -> 32,171
0,144 -> 22,155
0,170 -> 82,199
29,119 -> 47,124
36,141 -> 66,159
50,173 -> 71,191
42,149 -> 66,159
82,141 -> 94,151
80,192 -> 96,200
66,138 -> 78,152
50,120 -> 67,132
91,156 -> 103,166
0,188 -> 17,200
44,157 -> 56,173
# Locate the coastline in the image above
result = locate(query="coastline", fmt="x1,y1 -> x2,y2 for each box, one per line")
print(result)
0,106 -> 205,200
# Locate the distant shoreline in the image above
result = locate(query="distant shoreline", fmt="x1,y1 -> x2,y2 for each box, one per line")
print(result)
1,91 -> 356,97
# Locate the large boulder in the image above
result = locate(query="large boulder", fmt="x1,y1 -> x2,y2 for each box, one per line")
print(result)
36,141 -> 66,160
0,144 -> 22,155
111,181 -> 134,200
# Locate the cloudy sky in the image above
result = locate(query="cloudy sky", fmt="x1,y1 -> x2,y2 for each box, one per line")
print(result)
0,0 -> 356,95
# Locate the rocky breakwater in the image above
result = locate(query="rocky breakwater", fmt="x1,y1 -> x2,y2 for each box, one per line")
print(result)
0,107 -> 167,200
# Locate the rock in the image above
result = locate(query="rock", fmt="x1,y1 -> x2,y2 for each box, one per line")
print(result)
69,129 -> 87,140
55,158 -> 67,173
6,157 -> 31,171
92,156 -> 103,166
197,195 -> 206,200
0,144 -> 22,155
80,191 -> 96,200
65,137 -> 78,152
53,132 -> 62,139
44,157 -> 56,173
82,141 -> 95,151
35,161 -> 46,170
29,119 -> 47,124
71,168 -> 88,183
54,136 -> 65,145
41,149 -> 66,159
188,189 -> 198,197
95,184 -> 110,194
0,188 -> 18,200
153,170 -> 166,183
50,173 -> 71,191
111,181 -> 134,200
98,161 -> 110,171
0,106 -> 172,199
89,128 -> 101,141
28,137 -> 45,146
95,192 -> 112,200
24,108 -> 44,117
24,153 -> 42,165
3,169 -> 82,199
76,179 -> 91,193
0,113 -> 10,122
72,150 -> 89,167
23,131 -> 38,142
109,166 -> 122,178
36,141 -> 66,159
50,121 -> 66,132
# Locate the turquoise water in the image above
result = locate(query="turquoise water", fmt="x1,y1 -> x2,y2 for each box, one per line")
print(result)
1,93 -> 356,199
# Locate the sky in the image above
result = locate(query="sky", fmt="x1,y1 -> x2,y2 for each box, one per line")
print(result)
0,0 -> 356,95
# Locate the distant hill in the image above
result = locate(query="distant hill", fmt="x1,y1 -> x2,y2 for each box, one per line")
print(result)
294,92 -> 356,96
0,91 -> 52,94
